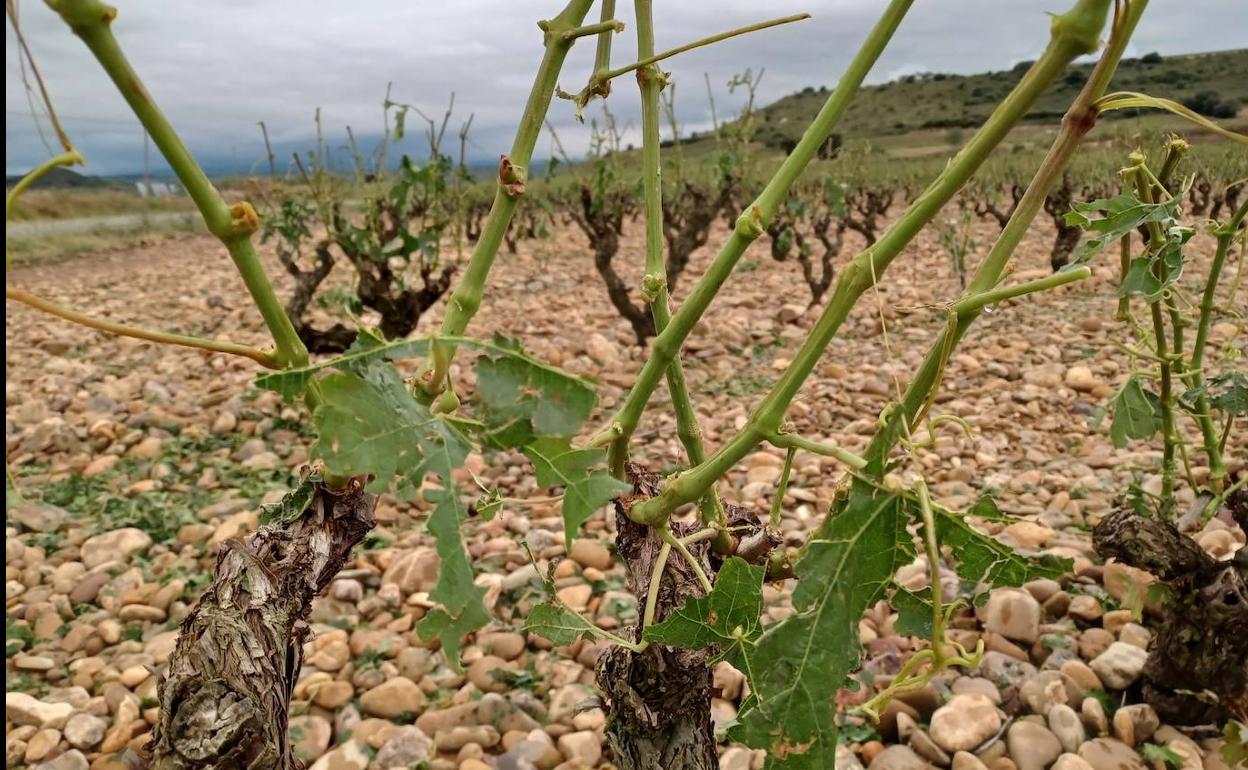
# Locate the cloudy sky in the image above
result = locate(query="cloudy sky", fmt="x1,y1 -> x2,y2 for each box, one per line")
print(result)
6,0 -> 1247,177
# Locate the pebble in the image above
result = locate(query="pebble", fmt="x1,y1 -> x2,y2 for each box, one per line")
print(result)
1089,642 -> 1147,690
62,712 -> 108,749
1007,721 -> 1062,770
868,745 -> 932,770
929,694 -> 1001,753
6,693 -> 74,730
982,589 -> 1042,643
1077,738 -> 1146,770
359,677 -> 426,718
557,730 -> 603,767
1047,703 -> 1086,753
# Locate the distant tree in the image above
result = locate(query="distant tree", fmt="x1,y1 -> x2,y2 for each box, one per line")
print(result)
1141,51 -> 1163,64
1183,91 -> 1238,119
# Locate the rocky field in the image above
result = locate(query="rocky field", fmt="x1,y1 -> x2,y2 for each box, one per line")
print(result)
5,213 -> 1245,770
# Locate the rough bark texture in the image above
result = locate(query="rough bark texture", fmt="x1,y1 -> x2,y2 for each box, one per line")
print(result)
1043,177 -> 1083,272
1092,504 -> 1248,724
570,185 -> 653,345
144,481 -> 376,769
662,181 -> 731,294
844,188 -> 893,247
596,465 -> 717,770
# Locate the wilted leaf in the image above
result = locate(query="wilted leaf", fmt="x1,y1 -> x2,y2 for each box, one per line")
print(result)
891,586 -> 934,638
644,557 -> 765,662
311,364 -> 468,498
523,436 -> 630,545
475,341 -> 597,447
1063,191 -> 1182,269
524,603 -> 600,646
473,488 -> 504,520
729,479 -> 914,769
928,501 -> 1071,588
259,472 -> 321,526
1108,376 -> 1163,449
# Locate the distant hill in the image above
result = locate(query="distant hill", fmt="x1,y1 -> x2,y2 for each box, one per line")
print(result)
690,48 -> 1248,153
4,166 -> 130,191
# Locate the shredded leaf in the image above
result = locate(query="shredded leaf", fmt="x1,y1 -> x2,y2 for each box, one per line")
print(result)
523,436 -> 630,546
729,479 -> 914,769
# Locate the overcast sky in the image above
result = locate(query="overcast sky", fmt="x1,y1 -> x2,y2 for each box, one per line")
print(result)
6,1 -> 1247,177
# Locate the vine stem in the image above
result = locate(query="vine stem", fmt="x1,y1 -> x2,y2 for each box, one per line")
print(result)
769,446 -> 796,528
626,0 -> 725,526
424,0 -> 595,394
47,0 -> 307,369
660,527 -> 713,595
916,480 -> 946,669
1130,162 -> 1179,513
952,267 -> 1092,315
600,13 -> 809,82
6,150 -> 83,269
1186,196 -> 1247,491
767,432 -> 866,469
627,0 -> 1112,526
1116,233 -> 1134,322
6,288 -> 280,367
597,0 -> 915,466
642,540 -> 672,629
854,0 -> 1143,478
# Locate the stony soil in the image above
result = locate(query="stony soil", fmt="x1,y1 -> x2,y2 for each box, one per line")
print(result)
5,211 -> 1245,770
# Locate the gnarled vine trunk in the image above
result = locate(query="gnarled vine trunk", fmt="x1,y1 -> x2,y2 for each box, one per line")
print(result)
145,481 -> 376,769
1091,498 -> 1248,724
597,466 -> 781,770
597,466 -> 716,770
1044,175 -> 1083,271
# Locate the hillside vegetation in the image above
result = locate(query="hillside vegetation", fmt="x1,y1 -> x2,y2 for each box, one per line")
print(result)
689,48 -> 1247,155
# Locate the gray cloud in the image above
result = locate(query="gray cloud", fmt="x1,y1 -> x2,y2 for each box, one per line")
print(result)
6,1 -> 1247,176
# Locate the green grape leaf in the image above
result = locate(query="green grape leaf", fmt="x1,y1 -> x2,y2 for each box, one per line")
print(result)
643,557 -> 765,658
1063,192 -> 1182,268
1202,372 -> 1248,416
475,343 -> 597,448
1108,376 -> 1163,449
524,602 -> 600,646
1118,257 -> 1164,299
522,436 -> 630,545
259,472 -> 321,526
729,479 -> 914,769
416,485 -> 489,671
425,491 -> 481,612
416,601 -> 490,673
310,359 -> 487,668
1222,720 -> 1248,769
1179,372 -> 1248,416
1117,237 -> 1186,302
968,496 -> 1010,522
256,332 -> 429,401
928,502 -> 1071,587
472,488 -> 504,521
891,586 -> 934,638
311,365 -> 468,498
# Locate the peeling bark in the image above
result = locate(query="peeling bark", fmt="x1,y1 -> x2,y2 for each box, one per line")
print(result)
145,481 -> 376,769
1092,506 -> 1248,724
596,465 -> 716,770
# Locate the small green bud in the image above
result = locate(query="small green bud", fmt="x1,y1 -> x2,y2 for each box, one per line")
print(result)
640,272 -> 666,303
734,205 -> 765,240
432,388 -> 461,415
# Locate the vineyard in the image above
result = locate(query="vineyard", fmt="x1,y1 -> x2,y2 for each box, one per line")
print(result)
5,2 -> 1248,770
